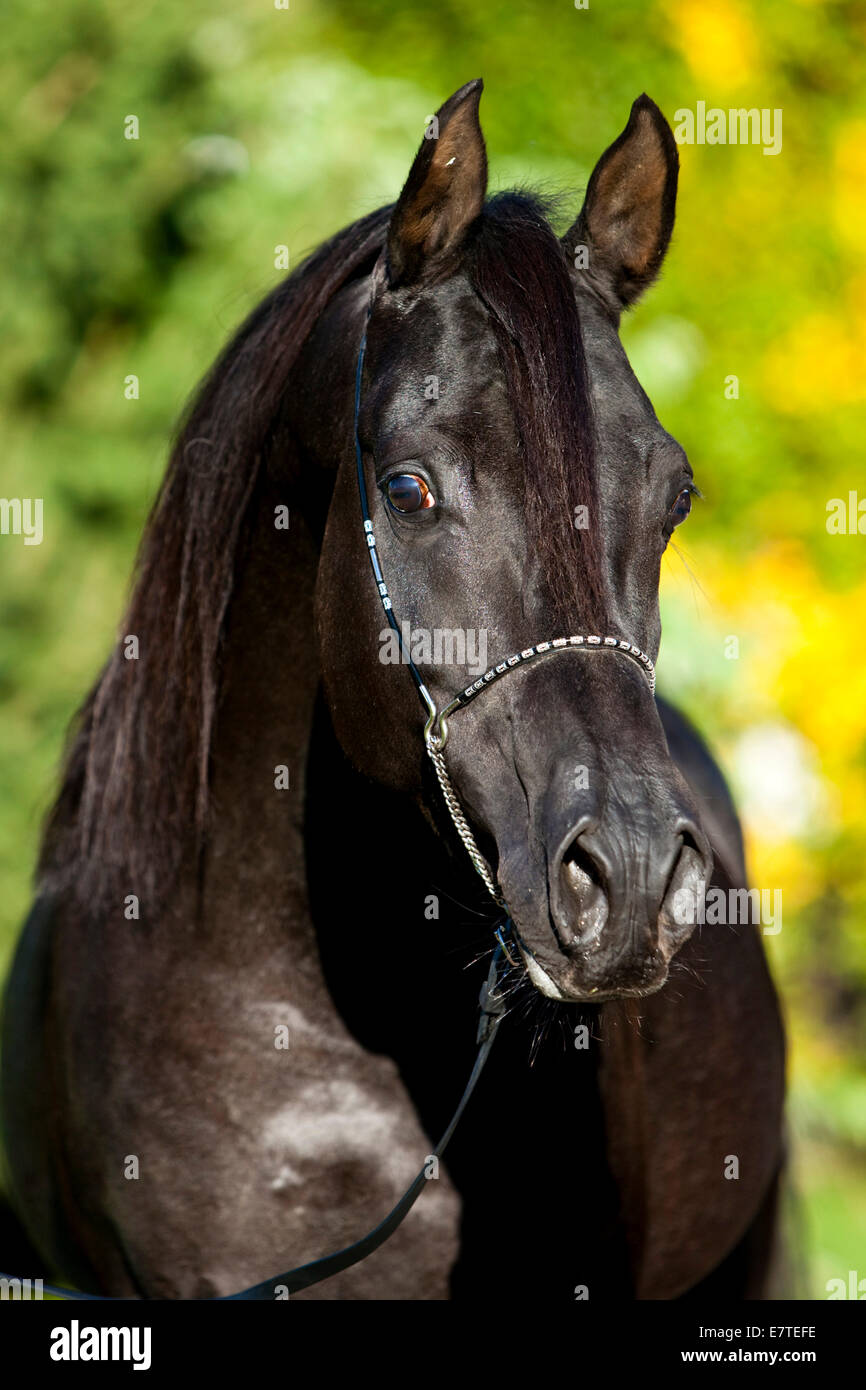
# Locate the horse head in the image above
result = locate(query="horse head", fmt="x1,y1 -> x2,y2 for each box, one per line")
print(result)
299,81 -> 713,1003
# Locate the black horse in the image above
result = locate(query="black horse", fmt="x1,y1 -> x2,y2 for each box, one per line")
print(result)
1,81 -> 785,1299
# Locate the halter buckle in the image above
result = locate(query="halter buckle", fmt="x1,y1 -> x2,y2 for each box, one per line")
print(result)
423,702 -> 449,753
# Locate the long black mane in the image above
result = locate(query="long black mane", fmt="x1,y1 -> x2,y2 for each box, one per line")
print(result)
39,192 -> 606,916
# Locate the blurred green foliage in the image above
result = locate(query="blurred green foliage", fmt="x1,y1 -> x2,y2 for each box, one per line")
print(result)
1,0 -> 864,1296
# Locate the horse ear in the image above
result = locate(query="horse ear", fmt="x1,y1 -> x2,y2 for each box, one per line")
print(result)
386,79 -> 487,289
563,95 -> 678,313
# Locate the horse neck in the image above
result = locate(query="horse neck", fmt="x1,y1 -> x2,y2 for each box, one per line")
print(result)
199,467 -> 323,968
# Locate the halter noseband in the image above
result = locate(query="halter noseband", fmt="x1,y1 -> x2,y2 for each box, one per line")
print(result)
354,324 -> 656,907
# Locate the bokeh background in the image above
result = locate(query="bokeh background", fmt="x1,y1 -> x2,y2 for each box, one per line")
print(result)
2,0 -> 864,1297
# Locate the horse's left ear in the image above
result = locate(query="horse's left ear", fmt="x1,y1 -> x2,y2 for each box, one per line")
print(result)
386,79 -> 487,289
563,95 -> 678,313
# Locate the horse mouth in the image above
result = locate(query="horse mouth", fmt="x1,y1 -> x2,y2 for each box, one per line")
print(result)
514,931 -> 670,1004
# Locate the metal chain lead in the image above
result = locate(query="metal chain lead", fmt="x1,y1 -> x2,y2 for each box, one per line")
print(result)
425,739 -> 504,906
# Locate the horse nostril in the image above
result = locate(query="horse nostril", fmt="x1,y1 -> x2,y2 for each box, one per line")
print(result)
678,821 -> 712,884
661,823 -> 710,937
558,838 -> 608,947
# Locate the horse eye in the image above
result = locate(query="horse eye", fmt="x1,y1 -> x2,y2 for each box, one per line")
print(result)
669,488 -> 692,528
385,474 -> 435,514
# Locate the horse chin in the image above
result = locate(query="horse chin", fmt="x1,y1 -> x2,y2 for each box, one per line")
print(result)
517,938 -> 671,1004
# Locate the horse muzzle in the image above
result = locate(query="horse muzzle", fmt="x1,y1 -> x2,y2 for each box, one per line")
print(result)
501,795 -> 713,1003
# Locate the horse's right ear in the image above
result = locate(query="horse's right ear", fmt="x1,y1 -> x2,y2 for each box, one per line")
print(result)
386,79 -> 487,290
